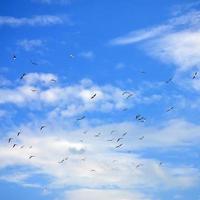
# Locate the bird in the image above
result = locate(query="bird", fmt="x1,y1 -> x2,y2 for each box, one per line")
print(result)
29,156 -> 35,159
107,138 -> 115,142
126,93 -> 133,99
192,72 -> 198,79
110,130 -> 116,135
139,136 -> 144,140
159,162 -> 163,166
50,79 -> 57,83
40,126 -> 46,131
58,159 -> 65,164
122,91 -> 130,96
12,144 -> 17,148
165,77 -> 173,84
90,169 -> 96,172
90,93 -> 96,99
30,60 -> 38,66
122,132 -> 127,137
166,106 -> 174,112
77,116 -> 85,121
20,145 -> 24,149
20,73 -> 26,80
12,54 -> 17,61
136,164 -> 143,168
94,132 -> 101,137
117,137 -> 123,142
115,144 -> 123,148
69,54 -> 75,59
136,115 -> 146,122
8,138 -> 13,143
17,131 -> 21,136
31,89 -> 38,92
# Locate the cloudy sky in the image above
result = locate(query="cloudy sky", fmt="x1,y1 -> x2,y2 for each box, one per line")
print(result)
0,0 -> 200,200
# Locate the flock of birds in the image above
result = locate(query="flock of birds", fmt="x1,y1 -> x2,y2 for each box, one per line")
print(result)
5,53 -> 199,178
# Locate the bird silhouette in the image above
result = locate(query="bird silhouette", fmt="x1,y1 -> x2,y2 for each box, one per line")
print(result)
29,156 -> 35,159
40,126 -> 46,131
115,144 -> 123,148
20,73 -> 26,80
8,138 -> 13,143
77,116 -> 85,121
17,131 -> 21,136
90,93 -> 96,99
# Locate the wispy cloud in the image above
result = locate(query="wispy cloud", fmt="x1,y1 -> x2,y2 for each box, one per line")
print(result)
32,0 -> 72,4
110,10 -> 200,71
79,51 -> 95,60
17,39 -> 44,51
0,15 -> 66,27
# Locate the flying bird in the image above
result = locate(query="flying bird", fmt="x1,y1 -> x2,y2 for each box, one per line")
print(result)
94,132 -> 101,137
8,138 -> 13,143
136,114 -> 146,122
29,156 -> 35,159
136,164 -> 143,168
17,131 -> 21,136
77,116 -> 85,121
50,79 -> 57,83
115,144 -> 123,148
20,73 -> 26,80
107,138 -> 115,142
165,77 -> 173,84
122,132 -> 128,137
117,137 -> 123,142
166,106 -> 174,112
139,136 -> 144,140
90,93 -> 96,99
31,89 -> 38,92
30,60 -> 38,66
40,126 -> 46,131
192,72 -> 198,79
12,144 -> 17,148
12,54 -> 17,61
58,159 -> 65,164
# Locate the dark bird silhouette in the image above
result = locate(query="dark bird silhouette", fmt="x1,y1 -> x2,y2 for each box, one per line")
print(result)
77,116 -> 85,121
166,106 -> 174,112
31,89 -> 38,92
94,132 -> 101,137
139,136 -> 144,140
136,164 -> 143,168
136,115 -> 146,122
90,169 -> 96,172
50,79 -> 57,83
40,126 -> 46,131
12,144 -> 17,148
90,93 -> 96,99
193,72 -> 198,79
17,131 -> 21,136
8,138 -> 13,143
30,60 -> 38,66
20,73 -> 26,80
126,93 -> 133,99
20,145 -> 24,149
29,156 -> 35,159
115,144 -> 123,148
165,77 -> 173,84
122,91 -> 129,96
58,159 -> 65,164
117,137 -> 123,142
122,132 -> 128,137
12,54 -> 17,61
107,137 -> 115,142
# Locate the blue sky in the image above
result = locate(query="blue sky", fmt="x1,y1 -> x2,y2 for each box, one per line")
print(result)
0,0 -> 200,200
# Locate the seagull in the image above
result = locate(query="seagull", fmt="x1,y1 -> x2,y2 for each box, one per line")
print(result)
29,156 -> 35,159
90,93 -> 96,99
58,159 -> 65,164
136,115 -> 146,122
50,79 -> 57,83
165,77 -> 173,84
115,144 -> 123,148
192,72 -> 198,79
12,144 -> 17,148
122,132 -> 127,137
12,54 -> 17,61
77,116 -> 85,121
107,137 -> 115,142
136,164 -> 143,168
117,137 -> 123,142
30,60 -> 38,66
94,132 -> 101,137
139,136 -> 144,140
17,131 -> 21,136
20,73 -> 26,80
166,106 -> 174,112
8,138 -> 13,143
40,126 -> 46,131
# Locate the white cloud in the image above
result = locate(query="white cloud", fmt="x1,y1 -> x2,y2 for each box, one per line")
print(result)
33,0 -> 71,4
79,51 -> 94,60
0,15 -> 65,27
110,11 -> 200,72
17,39 -> 43,51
